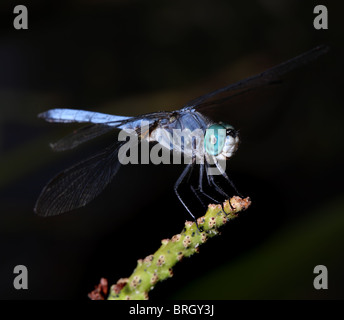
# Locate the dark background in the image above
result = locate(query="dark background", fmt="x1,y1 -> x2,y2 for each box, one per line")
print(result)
0,0 -> 343,299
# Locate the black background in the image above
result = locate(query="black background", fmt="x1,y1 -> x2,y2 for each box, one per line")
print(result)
0,0 -> 343,299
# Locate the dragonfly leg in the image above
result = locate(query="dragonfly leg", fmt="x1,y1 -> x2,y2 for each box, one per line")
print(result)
206,165 -> 233,216
186,161 -> 208,210
214,160 -> 243,197
188,163 -> 223,211
174,163 -> 200,230
190,185 -> 207,210
198,163 -> 221,204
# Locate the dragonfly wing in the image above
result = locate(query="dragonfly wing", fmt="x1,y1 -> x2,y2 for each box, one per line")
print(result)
50,123 -> 122,151
184,45 -> 329,111
34,140 -> 128,216
40,109 -> 152,151
38,108 -> 132,124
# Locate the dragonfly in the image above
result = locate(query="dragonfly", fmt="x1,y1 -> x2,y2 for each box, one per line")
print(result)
34,45 -> 328,221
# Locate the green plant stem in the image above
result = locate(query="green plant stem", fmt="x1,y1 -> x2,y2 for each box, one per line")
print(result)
107,196 -> 251,300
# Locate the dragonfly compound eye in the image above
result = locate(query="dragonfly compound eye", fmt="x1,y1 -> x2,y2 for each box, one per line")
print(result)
204,124 -> 227,156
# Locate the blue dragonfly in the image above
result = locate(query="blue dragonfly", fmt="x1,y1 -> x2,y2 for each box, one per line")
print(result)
35,46 -> 328,220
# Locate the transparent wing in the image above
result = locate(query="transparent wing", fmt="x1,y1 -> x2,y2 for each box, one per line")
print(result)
34,140 -> 127,217
39,108 -> 135,151
40,109 -> 170,151
184,45 -> 329,111
50,123 -> 119,151
34,118 -> 157,217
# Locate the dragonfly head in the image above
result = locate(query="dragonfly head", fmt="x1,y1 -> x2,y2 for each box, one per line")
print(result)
204,122 -> 239,160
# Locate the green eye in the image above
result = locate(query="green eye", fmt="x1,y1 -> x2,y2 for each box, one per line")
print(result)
204,124 -> 226,156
